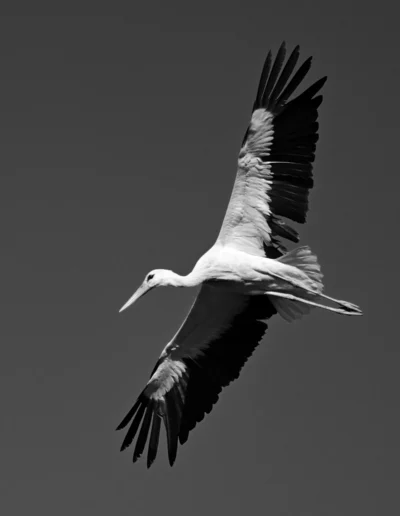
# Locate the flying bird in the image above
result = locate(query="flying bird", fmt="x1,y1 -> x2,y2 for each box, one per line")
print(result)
117,43 -> 362,468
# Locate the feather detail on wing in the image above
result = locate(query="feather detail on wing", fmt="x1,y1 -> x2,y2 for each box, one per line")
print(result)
116,286 -> 277,467
218,42 -> 327,257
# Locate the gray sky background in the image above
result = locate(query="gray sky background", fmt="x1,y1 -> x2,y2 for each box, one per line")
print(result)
0,8 -> 399,516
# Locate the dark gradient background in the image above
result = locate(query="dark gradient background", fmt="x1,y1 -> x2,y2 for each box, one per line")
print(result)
1,9 -> 398,516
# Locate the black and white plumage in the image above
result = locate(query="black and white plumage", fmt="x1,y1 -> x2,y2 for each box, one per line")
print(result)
117,43 -> 361,468
219,43 -> 326,258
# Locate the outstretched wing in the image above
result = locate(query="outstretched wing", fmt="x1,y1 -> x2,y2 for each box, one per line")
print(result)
218,42 -> 327,257
116,286 -> 277,467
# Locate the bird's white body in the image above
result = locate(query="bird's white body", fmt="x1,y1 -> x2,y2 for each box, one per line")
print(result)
116,43 -> 362,468
189,245 -> 312,293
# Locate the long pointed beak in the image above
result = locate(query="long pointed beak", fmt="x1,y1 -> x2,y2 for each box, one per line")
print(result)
119,282 -> 153,313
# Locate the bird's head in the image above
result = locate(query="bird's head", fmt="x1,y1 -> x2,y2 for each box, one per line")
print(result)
119,269 -> 181,312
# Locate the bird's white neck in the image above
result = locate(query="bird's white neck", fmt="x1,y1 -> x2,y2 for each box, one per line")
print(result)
166,269 -> 204,288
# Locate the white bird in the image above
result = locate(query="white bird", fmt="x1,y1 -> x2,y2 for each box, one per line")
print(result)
117,42 -> 362,468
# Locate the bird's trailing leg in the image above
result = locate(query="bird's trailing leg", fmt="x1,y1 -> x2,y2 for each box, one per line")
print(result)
265,291 -> 362,317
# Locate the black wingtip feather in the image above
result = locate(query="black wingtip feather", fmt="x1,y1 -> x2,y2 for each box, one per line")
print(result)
286,76 -> 327,108
120,401 -> 146,451
261,42 -> 287,106
267,45 -> 300,110
275,56 -> 313,108
254,50 -> 272,110
133,403 -> 153,462
165,393 -> 180,466
252,45 -> 326,115
147,412 -> 161,468
116,397 -> 141,431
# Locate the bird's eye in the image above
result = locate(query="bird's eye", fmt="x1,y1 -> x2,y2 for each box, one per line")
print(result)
147,273 -> 155,282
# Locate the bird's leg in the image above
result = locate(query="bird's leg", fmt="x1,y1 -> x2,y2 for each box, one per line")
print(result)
310,291 -> 361,313
264,269 -> 362,315
265,291 -> 362,316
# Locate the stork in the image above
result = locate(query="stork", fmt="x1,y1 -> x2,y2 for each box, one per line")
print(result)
117,43 -> 362,468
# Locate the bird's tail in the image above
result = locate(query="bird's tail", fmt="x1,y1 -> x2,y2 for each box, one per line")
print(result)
267,246 -> 362,321
278,246 -> 324,291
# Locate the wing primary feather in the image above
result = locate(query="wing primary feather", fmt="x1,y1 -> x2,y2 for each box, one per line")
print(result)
275,57 -> 312,107
164,394 -> 180,466
116,397 -> 142,431
286,77 -> 327,107
253,50 -> 272,110
147,412 -> 162,468
261,42 -> 286,106
133,402 -> 153,463
171,384 -> 184,420
120,401 -> 147,451
267,45 -> 300,110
